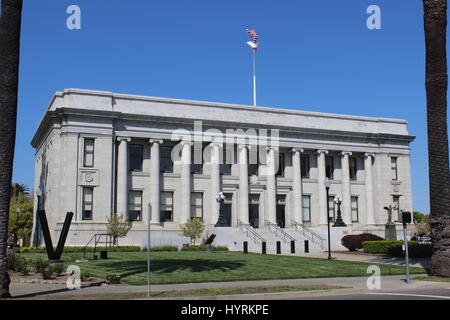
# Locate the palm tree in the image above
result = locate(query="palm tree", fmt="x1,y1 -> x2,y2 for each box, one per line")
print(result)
423,0 -> 450,277
0,0 -> 23,298
10,183 -> 29,201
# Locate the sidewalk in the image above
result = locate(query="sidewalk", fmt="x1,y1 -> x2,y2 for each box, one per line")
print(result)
10,273 -> 436,299
300,251 -> 431,269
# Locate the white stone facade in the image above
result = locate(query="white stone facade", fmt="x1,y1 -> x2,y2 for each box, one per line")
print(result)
30,89 -> 415,252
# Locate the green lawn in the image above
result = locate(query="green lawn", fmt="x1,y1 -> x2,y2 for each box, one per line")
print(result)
21,251 -> 427,286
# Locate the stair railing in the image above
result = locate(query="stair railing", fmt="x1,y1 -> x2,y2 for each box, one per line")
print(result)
265,220 -> 295,244
83,233 -> 114,260
291,221 -> 325,250
237,220 -> 266,245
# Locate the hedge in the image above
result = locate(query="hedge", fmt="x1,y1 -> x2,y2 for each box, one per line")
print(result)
18,246 -> 142,254
387,244 -> 433,258
141,246 -> 178,252
181,245 -> 229,252
362,241 -> 419,254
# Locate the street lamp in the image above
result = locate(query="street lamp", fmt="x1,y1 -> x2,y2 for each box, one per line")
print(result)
333,196 -> 347,227
15,207 -> 20,246
215,192 -> 227,227
324,178 -> 332,259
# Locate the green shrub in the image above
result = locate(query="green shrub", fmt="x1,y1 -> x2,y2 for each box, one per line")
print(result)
105,274 -> 121,284
7,252 -> 32,275
387,244 -> 433,258
32,258 -> 49,273
363,240 -> 419,254
40,267 -> 54,280
181,245 -> 228,252
141,246 -> 179,252
51,263 -> 65,275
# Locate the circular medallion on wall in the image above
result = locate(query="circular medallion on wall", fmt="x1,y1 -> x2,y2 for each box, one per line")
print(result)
85,174 -> 94,183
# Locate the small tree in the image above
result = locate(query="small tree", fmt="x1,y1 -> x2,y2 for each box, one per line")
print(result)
106,214 -> 132,246
179,218 -> 205,245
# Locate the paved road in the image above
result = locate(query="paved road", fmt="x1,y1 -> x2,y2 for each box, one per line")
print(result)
292,287 -> 450,300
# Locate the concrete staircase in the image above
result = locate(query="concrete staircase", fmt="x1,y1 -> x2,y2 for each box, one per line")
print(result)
206,223 -> 326,255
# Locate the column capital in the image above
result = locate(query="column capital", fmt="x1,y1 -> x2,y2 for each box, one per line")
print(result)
238,144 -> 248,151
341,151 -> 352,157
317,149 -> 328,155
180,140 -> 192,147
291,148 -> 304,153
209,141 -> 222,149
266,145 -> 279,152
364,152 -> 375,158
149,139 -> 163,145
117,137 -> 131,142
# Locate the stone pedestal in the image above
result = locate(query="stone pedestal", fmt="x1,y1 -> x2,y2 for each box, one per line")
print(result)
385,222 -> 397,240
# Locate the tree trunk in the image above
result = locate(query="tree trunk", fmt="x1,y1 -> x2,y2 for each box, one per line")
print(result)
423,0 -> 450,277
0,0 -> 23,298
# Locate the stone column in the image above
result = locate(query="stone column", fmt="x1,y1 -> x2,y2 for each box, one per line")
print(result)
365,153 -> 376,225
149,139 -> 163,224
116,137 -> 131,216
317,150 -> 328,225
180,141 -> 192,224
210,142 -> 221,225
265,146 -> 277,224
341,151 -> 352,225
238,145 -> 249,224
292,148 -> 304,224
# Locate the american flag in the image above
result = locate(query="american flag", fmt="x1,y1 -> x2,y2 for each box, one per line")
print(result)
246,29 -> 258,43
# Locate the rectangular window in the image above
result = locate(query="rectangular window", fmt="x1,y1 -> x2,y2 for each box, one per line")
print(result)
276,153 -> 285,177
220,147 -> 232,175
83,138 -> 95,168
248,150 -> 259,176
301,155 -> 310,178
190,192 -> 203,220
129,144 -> 143,171
191,147 -> 203,174
393,195 -> 400,221
82,187 -> 93,220
391,157 -> 398,181
328,196 -> 336,222
128,191 -> 142,221
160,192 -> 173,222
161,147 -> 173,173
302,195 -> 311,222
349,157 -> 357,181
326,156 -> 334,179
351,196 -> 359,222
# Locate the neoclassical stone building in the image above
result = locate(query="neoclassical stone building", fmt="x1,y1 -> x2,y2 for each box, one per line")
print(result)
31,89 -> 415,252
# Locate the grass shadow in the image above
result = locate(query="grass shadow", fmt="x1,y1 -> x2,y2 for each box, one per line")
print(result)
97,259 -> 246,278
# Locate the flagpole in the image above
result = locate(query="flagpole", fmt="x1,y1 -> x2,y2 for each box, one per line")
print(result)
253,49 -> 257,107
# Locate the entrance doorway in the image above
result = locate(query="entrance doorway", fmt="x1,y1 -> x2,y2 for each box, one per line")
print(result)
219,193 -> 232,227
276,195 -> 286,228
249,194 -> 260,228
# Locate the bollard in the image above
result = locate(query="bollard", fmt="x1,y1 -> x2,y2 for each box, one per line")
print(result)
304,240 -> 309,253
276,241 -> 281,254
262,242 -> 266,254
243,241 -> 248,254
290,240 -> 295,254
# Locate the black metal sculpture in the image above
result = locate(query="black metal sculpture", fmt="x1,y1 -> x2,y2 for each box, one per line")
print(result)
205,233 -> 216,253
37,210 -> 73,262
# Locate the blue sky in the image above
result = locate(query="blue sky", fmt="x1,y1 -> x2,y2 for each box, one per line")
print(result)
13,0 -> 449,213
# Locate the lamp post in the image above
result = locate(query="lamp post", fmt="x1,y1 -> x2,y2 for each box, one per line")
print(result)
15,207 -> 20,246
324,178 -> 332,259
215,192 -> 227,227
333,196 -> 347,227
